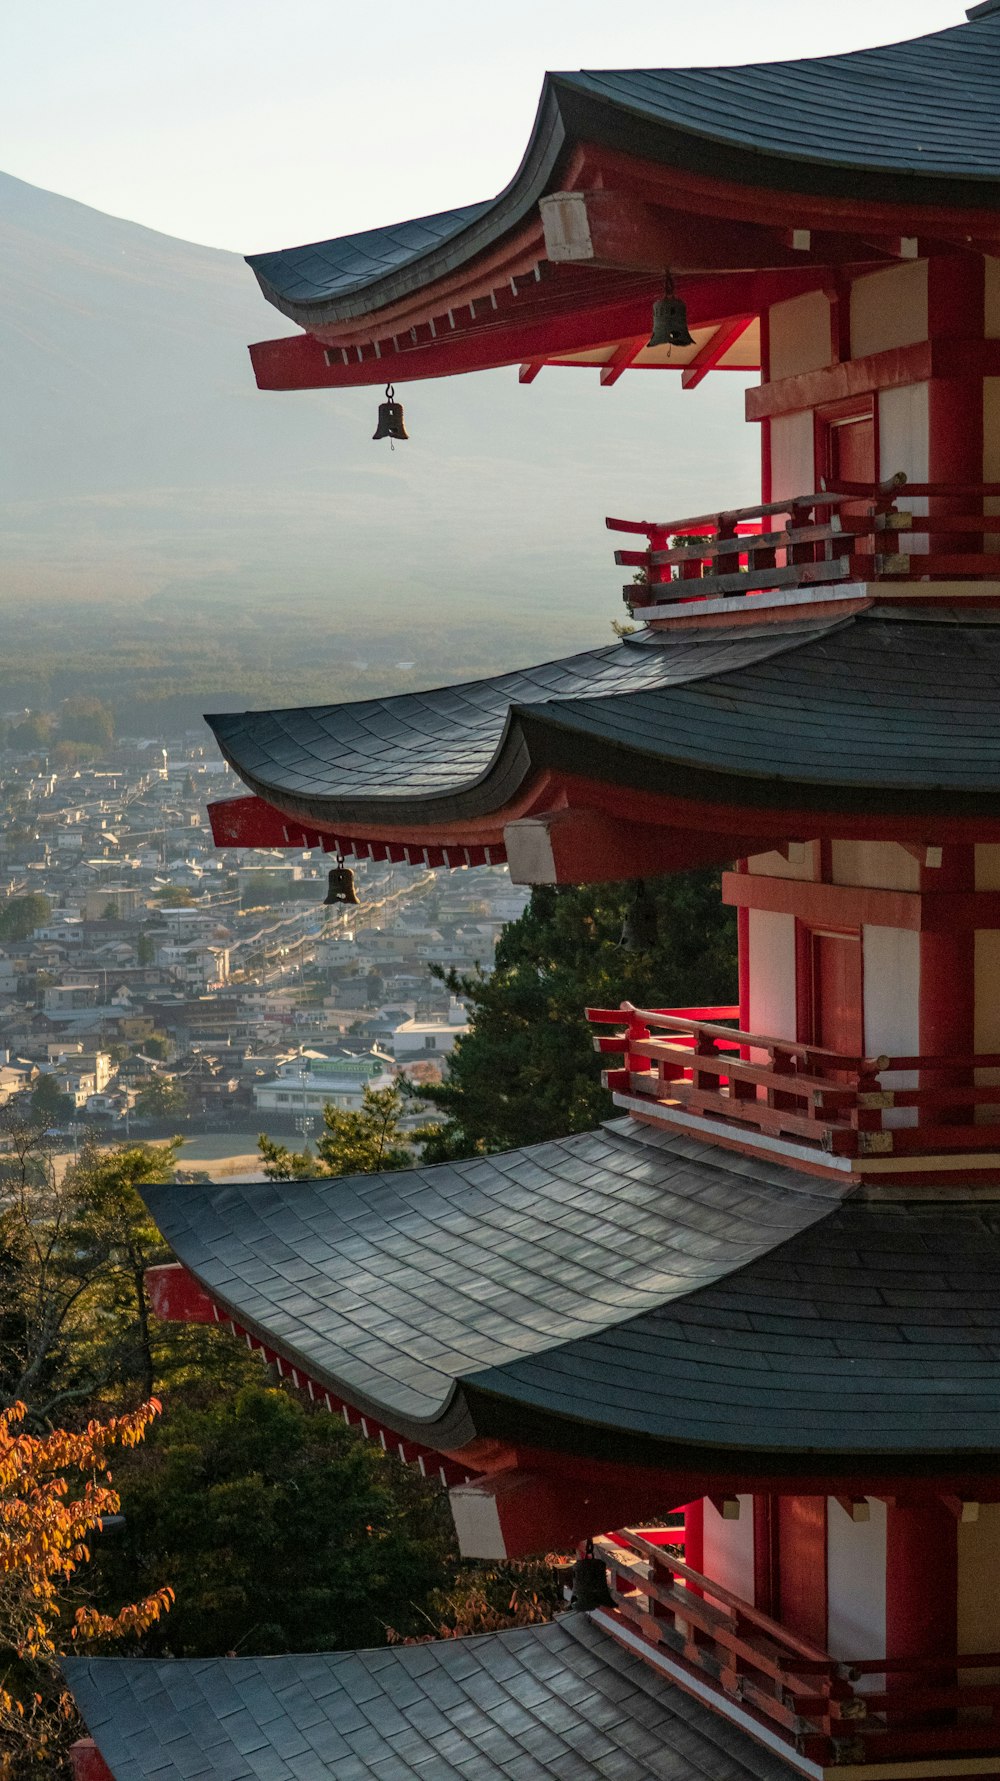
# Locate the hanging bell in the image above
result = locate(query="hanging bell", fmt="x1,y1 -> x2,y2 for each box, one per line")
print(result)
323,860 -> 359,906
570,1539 -> 614,1611
648,293 -> 695,349
373,382 -> 408,443
619,879 -> 658,953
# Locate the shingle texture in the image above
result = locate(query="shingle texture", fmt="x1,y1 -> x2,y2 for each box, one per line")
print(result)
65,1615 -> 795,1781
207,613 -> 1000,832
247,17 -> 1000,322
476,1197 -> 1000,1454
141,1119 -> 840,1433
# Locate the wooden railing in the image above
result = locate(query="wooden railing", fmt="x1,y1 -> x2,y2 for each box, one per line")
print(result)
607,475 -> 1000,611
597,1529 -> 1000,1767
587,1004 -> 1000,1160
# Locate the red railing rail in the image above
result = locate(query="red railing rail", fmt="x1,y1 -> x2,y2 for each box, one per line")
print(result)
587,1003 -> 1000,1159
607,474 -> 1000,610
597,1529 -> 1000,1765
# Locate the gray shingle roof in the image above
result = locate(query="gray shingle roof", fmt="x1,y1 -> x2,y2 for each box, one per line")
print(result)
247,17 -> 1000,327
140,1119 -> 840,1438
206,612 -> 1000,834
472,1198 -> 1000,1457
141,1115 -> 1000,1466
65,1614 -> 795,1781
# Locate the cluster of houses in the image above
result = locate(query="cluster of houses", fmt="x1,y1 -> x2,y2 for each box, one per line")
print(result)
0,732 -> 527,1139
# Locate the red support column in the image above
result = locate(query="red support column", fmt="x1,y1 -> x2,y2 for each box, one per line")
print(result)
885,1499 -> 957,1707
927,254 -> 985,552
919,845 -> 975,1122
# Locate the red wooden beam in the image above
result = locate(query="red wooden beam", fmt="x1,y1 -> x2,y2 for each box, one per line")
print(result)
600,336 -> 648,387
70,1741 -> 113,1781
681,317 -> 754,390
146,1262 -> 218,1324
518,359 -> 545,383
747,337 -> 1000,422
250,269 -> 825,390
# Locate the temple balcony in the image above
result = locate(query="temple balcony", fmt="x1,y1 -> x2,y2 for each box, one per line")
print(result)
595,1529 -> 1000,1779
610,477 -> 1000,624
589,1004 -> 1000,1184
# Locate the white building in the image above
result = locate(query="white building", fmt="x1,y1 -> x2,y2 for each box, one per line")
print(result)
391,1000 -> 468,1063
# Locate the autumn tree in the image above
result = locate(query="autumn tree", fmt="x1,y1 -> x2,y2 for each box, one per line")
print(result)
0,1398 -> 171,1779
258,1081 -> 425,1181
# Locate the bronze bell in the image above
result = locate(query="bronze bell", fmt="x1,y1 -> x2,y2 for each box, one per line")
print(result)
373,382 -> 408,443
648,293 -> 695,350
323,862 -> 359,906
570,1539 -> 613,1611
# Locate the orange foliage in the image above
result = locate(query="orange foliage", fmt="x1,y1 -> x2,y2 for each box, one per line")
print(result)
0,1400 -> 172,1777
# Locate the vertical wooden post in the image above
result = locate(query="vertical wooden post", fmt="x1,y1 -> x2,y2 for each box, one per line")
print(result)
919,845 -> 975,1124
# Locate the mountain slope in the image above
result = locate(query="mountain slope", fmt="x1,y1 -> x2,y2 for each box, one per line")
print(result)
0,170 -> 758,670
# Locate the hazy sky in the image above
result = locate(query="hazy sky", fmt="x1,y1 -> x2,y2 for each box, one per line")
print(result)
4,0 -> 960,254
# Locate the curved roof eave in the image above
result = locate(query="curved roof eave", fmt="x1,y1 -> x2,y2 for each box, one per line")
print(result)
205,613 -> 1000,837
245,17 -> 1000,331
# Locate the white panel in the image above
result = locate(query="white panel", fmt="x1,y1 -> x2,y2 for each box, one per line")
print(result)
986,259 -> 1000,340
448,1482 -> 506,1559
747,846 -> 816,882
769,291 -> 831,381
703,1495 -> 755,1604
959,1505 -> 1000,1676
851,262 -> 928,359
770,411 -> 815,503
864,927 -> 919,1126
976,846 -> 1000,891
827,1497 -> 887,1668
863,928 -> 919,1057
747,909 -> 797,1042
878,384 -> 928,549
831,841 -> 920,891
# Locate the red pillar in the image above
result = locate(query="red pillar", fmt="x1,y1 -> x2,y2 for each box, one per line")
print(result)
885,1499 -> 957,1705
926,254 -> 985,550
919,845 -> 975,1122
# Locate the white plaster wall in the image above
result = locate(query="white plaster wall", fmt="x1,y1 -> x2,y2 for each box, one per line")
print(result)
985,259 -> 1000,339
976,846 -> 1000,891
770,411 -> 815,503
769,291 -> 831,382
747,845 -> 817,882
958,1506 -> 1000,1673
747,909 -> 797,1042
974,931 -> 1000,1118
830,841 -> 921,892
863,927 -> 919,1125
851,261 -> 928,359
826,1498 -> 887,1667
703,1495 -> 755,1605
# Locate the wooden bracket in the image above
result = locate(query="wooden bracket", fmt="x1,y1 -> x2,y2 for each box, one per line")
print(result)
941,1495 -> 980,1523
834,1496 -> 871,1522
709,1495 -> 741,1520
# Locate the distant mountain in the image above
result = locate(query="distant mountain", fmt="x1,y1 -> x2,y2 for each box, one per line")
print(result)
0,170 -> 758,667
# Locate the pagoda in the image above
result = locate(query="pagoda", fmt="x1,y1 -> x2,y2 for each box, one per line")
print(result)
66,9 -> 1000,1779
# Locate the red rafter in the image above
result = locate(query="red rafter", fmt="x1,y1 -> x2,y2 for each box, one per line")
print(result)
681,316 -> 754,390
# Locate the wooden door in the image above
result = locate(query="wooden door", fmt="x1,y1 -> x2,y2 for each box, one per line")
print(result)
811,930 -> 863,1057
777,1496 -> 828,1648
830,414 -> 875,487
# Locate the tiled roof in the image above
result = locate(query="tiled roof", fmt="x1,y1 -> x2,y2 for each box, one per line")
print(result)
206,613 -> 1000,833
141,1116 -> 1000,1466
248,17 -> 1000,326
140,1119 -> 839,1437
65,1614 -> 794,1781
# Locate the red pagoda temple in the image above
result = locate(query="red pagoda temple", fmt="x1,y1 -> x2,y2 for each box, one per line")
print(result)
66,9 -> 1000,1779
